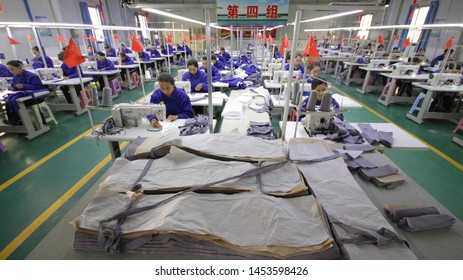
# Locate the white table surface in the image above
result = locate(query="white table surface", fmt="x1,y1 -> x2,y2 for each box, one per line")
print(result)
41,77 -> 93,85
271,93 -> 363,110
280,121 -> 429,151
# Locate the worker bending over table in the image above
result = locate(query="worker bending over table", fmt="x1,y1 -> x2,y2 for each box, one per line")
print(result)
148,73 -> 194,129
182,59 -> 208,93
298,78 -> 343,121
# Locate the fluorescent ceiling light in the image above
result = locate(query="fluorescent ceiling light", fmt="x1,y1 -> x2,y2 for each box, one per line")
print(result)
304,23 -> 463,32
300,9 -> 363,23
143,8 -> 205,26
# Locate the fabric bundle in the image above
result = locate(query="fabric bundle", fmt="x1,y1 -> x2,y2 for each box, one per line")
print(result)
384,205 -> 456,232
247,121 -> 274,140
221,100 -> 245,119
178,115 -> 209,136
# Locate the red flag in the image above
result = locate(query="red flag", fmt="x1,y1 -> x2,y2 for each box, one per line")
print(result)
57,34 -> 66,42
339,33 -> 345,43
114,34 -> 119,41
445,35 -> 455,50
393,34 -> 399,41
303,38 -> 311,57
90,35 -> 96,42
202,34 -> 206,40
377,34 -> 385,44
99,0 -> 105,22
64,38 -> 85,68
195,34 -> 199,41
144,12 -> 150,24
127,34 -> 131,42
27,34 -> 34,42
167,34 -> 173,43
402,37 -> 411,47
410,0 -> 417,20
131,36 -> 143,53
308,35 -> 320,63
0,5 -> 3,13
8,36 -> 19,45
211,37 -> 215,42
357,35 -> 361,41
82,34 -> 88,40
357,12 -> 362,22
279,34 -> 290,53
183,34 -> 190,44
268,35 -> 274,44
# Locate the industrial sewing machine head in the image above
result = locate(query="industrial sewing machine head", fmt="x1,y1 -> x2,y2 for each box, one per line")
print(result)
300,90 -> 339,136
392,63 -> 420,75
35,68 -> 63,80
369,59 -> 390,69
273,70 -> 290,83
0,79 -> 9,91
111,103 -> 166,128
82,61 -> 98,71
427,72 -> 463,87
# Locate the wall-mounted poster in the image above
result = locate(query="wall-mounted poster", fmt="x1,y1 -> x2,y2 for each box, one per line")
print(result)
34,16 -> 52,37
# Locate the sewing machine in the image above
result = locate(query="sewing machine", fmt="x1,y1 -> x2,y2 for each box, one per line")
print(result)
0,79 -> 9,91
369,59 -> 390,69
81,61 -> 98,71
392,64 -> 420,75
427,72 -> 463,87
111,103 -> 166,128
273,70 -> 290,83
301,109 -> 337,136
154,80 -> 191,94
35,68 -> 63,81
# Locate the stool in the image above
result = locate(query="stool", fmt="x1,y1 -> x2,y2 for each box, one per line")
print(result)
289,108 -> 297,121
79,87 -> 92,108
408,92 -> 433,115
109,78 -> 122,96
453,116 -> 463,133
30,102 -> 58,129
130,71 -> 140,87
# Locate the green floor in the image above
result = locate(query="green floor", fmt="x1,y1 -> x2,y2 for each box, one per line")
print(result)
0,69 -> 462,260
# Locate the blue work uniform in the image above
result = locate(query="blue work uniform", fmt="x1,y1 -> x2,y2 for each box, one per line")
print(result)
0,64 -> 13,77
150,49 -> 161,57
106,47 -> 116,57
120,56 -> 134,65
138,51 -> 151,61
11,70 -> 47,91
430,54 -> 445,67
299,91 -> 344,121
285,63 -> 304,73
147,87 -> 194,120
213,59 -> 225,70
182,70 -> 208,93
199,65 -> 220,82
32,55 -> 54,69
97,58 -> 116,70
61,63 -> 79,79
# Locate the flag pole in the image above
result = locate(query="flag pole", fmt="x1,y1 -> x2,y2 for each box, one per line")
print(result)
6,27 -> 18,60
77,64 -> 94,130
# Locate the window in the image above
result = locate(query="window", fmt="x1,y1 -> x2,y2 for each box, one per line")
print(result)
357,14 -> 373,40
138,15 -> 149,40
88,6 -> 104,42
408,6 -> 430,43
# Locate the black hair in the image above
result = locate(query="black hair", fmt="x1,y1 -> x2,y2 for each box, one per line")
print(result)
412,57 -> 421,64
220,47 -> 225,51
32,46 -> 40,52
202,56 -> 207,61
311,78 -> 327,89
211,54 -> 218,60
6,60 -> 22,68
58,51 -> 65,61
157,73 -> 175,85
119,52 -> 127,58
96,51 -> 105,57
120,44 -> 126,47
308,62 -> 321,71
187,58 -> 199,68
104,44 -> 110,48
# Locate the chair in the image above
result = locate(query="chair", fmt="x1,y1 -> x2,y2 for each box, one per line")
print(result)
453,116 -> 463,133
30,102 -> 58,129
109,78 -> 122,96
408,92 -> 433,115
130,71 -> 140,87
380,81 -> 398,99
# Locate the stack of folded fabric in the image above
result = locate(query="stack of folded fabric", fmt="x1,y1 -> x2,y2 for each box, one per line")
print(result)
327,120 -> 365,144
357,123 -> 393,148
359,164 -> 406,189
247,121 -> 275,140
384,204 -> 456,232
178,115 -> 209,136
221,100 -> 244,119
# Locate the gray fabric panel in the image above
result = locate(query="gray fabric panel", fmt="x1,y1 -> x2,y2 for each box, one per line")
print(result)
359,165 -> 398,180
398,214 -> 456,232
385,206 -> 440,223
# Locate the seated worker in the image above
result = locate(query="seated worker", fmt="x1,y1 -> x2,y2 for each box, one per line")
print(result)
0,63 -> 13,77
182,59 -> 208,93
217,47 -> 231,63
148,73 -> 194,128
305,62 -> 321,83
284,53 -> 304,73
299,78 -> 343,121
199,56 -> 220,82
150,46 -> 161,58
95,52 -> 116,90
31,46 -> 54,69
119,52 -> 138,82
430,49 -> 454,67
118,44 -> 132,55
396,57 -> 422,97
104,44 -> 116,57
211,54 -> 225,70
376,44 -> 385,52
87,45 -> 94,57
57,51 -> 86,104
160,44 -> 174,55
268,45 -> 284,60
3,60 -> 48,125
138,50 -> 151,62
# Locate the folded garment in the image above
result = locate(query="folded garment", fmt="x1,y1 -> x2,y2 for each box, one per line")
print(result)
221,100 -> 244,119
188,93 -> 208,102
359,164 -> 398,181
379,131 -> 393,148
371,173 -> 406,189
249,102 -> 269,113
384,205 -> 440,222
358,123 -> 380,145
343,144 -> 375,152
398,214 -> 456,232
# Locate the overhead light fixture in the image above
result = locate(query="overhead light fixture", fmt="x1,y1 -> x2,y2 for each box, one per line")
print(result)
300,9 -> 363,23
304,23 -> 463,32
143,8 -> 205,26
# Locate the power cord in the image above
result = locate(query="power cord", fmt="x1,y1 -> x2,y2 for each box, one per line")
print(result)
91,117 -> 125,144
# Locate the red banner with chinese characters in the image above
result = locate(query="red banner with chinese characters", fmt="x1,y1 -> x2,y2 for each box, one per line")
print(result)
216,0 -> 289,26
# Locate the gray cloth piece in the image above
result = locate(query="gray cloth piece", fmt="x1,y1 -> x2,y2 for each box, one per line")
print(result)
248,103 -> 270,113
359,164 -> 398,180
247,121 -> 274,140
349,155 -> 377,169
178,115 -> 209,136
398,214 -> 456,232
344,144 -> 375,152
379,131 -> 393,148
358,123 -> 380,145
385,206 -> 440,223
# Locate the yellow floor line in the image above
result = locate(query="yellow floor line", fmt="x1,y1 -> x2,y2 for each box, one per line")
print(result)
332,84 -> 463,172
1,127 -> 95,192
0,142 -> 128,260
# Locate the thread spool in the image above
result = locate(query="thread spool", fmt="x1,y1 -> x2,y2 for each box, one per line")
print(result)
91,87 -> 99,105
290,82 -> 299,102
294,88 -> 302,106
102,87 -> 112,107
306,90 -> 318,111
320,92 -> 332,112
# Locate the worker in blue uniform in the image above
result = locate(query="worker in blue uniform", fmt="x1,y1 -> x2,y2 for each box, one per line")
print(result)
284,53 -> 304,72
119,52 -> 137,82
182,59 -> 208,93
95,52 -> 116,90
200,56 -> 220,82
3,60 -> 48,125
299,78 -> 343,121
218,47 -> 231,63
430,49 -> 454,67
57,51 -> 86,104
0,63 -> 13,77
31,46 -> 54,69
148,73 -> 194,129
118,44 -> 132,54
211,54 -> 225,70
104,44 -> 116,57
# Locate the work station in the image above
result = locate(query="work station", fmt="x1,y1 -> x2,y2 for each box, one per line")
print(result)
1,0 -> 463,268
